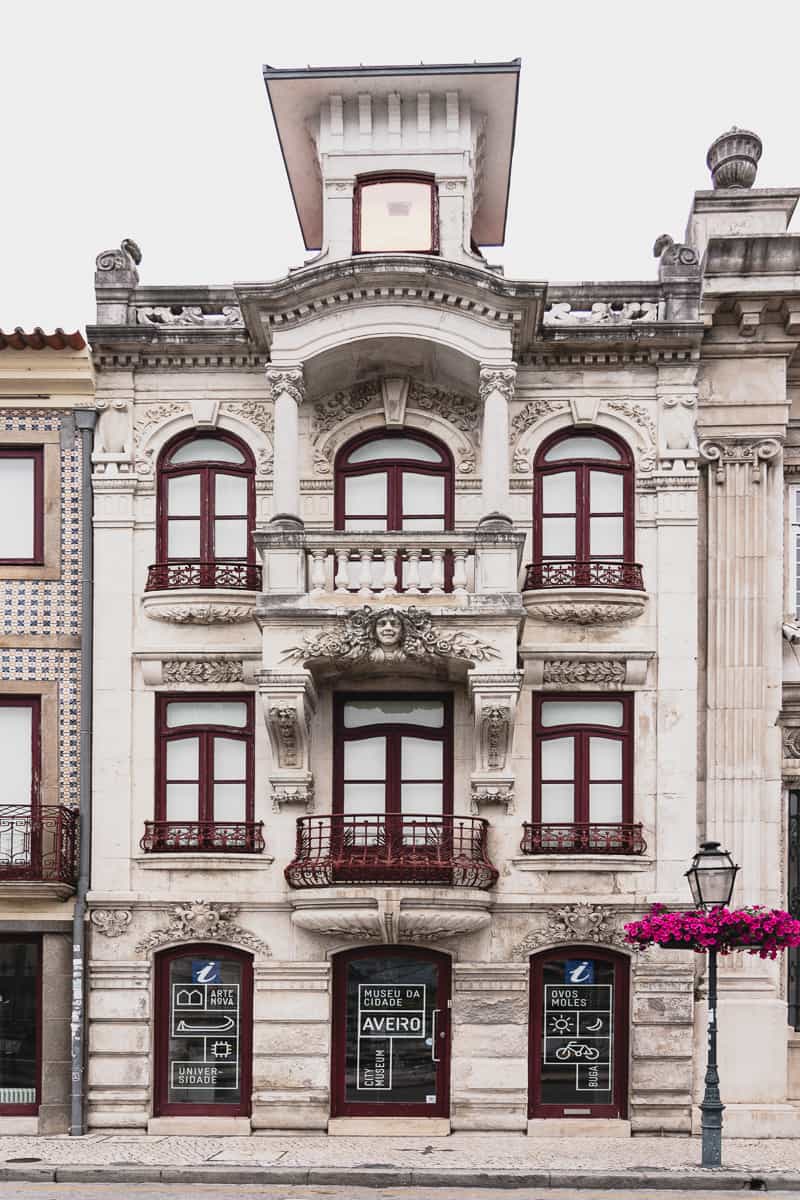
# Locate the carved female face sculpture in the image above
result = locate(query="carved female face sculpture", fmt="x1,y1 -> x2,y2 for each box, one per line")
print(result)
374,612 -> 404,649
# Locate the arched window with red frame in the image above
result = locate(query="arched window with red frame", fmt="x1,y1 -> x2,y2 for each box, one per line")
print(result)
531,428 -> 639,590
151,431 -> 258,591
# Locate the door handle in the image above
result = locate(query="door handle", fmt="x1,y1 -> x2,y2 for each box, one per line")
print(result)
431,1008 -> 443,1062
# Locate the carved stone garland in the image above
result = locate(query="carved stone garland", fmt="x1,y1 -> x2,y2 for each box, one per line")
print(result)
162,658 -> 244,684
512,903 -> 630,959
543,659 -> 626,685
136,900 -> 271,956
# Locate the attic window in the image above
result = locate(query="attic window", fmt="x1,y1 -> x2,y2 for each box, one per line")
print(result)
354,173 -> 438,254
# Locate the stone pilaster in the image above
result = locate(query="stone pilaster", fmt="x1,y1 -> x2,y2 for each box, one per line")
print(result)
267,366 -> 304,520
478,364 -> 515,519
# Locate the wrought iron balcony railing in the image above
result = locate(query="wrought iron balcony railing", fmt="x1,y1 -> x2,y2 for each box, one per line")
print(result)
145,561 -> 262,592
0,805 -> 78,884
523,560 -> 644,591
285,812 -> 498,890
521,821 -> 647,856
140,820 -> 265,853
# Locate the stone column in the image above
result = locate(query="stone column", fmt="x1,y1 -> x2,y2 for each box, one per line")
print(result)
266,366 -> 304,521
479,365 -> 515,519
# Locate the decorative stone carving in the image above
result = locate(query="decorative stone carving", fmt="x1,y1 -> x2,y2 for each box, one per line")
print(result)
512,903 -> 629,959
408,381 -> 480,435
272,781 -> 314,813
381,376 -> 409,427
136,900 -> 271,956
221,401 -> 274,438
133,403 -> 190,457
143,600 -> 256,624
512,448 -> 530,474
652,234 -> 700,280
660,393 -> 698,452
544,302 -> 658,325
162,658 -> 244,684
510,399 -> 568,442
313,446 -> 333,475
96,238 -> 142,275
290,895 -> 491,942
265,367 -> 305,405
399,910 -> 491,940
90,909 -> 132,938
458,452 -> 476,474
95,399 -> 131,455
783,728 -> 800,759
706,127 -> 762,190
543,659 -> 626,684
259,671 -> 317,800
291,905 -> 383,940
482,706 -> 510,770
268,705 -> 302,768
524,598 -> 646,625
604,400 -> 657,446
136,305 -> 242,327
312,381 -> 378,436
478,366 -> 516,404
700,438 -> 782,484
470,785 -> 514,815
282,606 -> 500,667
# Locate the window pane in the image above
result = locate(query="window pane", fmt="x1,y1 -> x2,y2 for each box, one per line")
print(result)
402,473 -> 444,516
344,518 -> 388,533
345,473 -> 387,518
348,437 -> 441,464
214,737 -> 246,780
344,700 -> 444,728
0,458 -> 34,558
213,783 -> 246,822
401,782 -> 443,814
542,516 -> 575,557
0,943 -> 38,1104
542,472 -> 576,514
590,516 -> 624,556
166,783 -> 199,820
541,783 -> 574,822
166,737 -> 199,781
540,736 -> 574,780
166,701 -> 248,729
540,701 -> 624,728
590,471 -> 624,513
0,706 -> 32,806
215,474 -> 248,516
359,180 -> 432,252
343,782 -> 386,814
589,783 -> 623,823
167,474 -> 200,516
344,736 -> 386,780
589,737 -> 622,780
214,519 -> 248,558
167,519 -> 200,558
400,517 -> 446,532
401,737 -> 443,780
544,436 -> 622,463
170,438 -> 245,464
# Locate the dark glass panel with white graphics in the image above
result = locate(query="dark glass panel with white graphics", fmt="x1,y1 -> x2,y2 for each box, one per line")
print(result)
0,941 -> 38,1110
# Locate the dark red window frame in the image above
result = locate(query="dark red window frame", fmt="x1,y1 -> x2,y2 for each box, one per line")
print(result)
331,944 -> 451,1118
154,693 -> 255,825
528,945 -> 629,1120
333,692 -> 453,819
0,447 -> 44,565
0,935 -> 42,1116
532,693 -> 633,825
334,429 -> 454,532
156,430 -> 256,566
352,171 -> 439,255
153,942 -> 253,1117
0,695 -> 41,812
533,428 -> 634,565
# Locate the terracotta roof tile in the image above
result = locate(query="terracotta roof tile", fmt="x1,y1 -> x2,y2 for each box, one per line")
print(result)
0,328 -> 86,351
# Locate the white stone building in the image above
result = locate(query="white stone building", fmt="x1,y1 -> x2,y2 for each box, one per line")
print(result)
81,62 -> 800,1137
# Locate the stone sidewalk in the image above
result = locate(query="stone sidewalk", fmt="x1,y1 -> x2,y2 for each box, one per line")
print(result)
0,1134 -> 799,1189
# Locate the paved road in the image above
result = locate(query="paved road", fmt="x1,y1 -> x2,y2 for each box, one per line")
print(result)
0,1188 -> 792,1200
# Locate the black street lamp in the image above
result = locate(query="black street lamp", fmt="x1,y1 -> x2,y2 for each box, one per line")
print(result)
685,841 -> 740,1169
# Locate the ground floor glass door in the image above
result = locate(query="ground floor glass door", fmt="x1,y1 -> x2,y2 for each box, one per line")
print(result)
0,939 -> 39,1113
529,946 -> 629,1119
332,946 -> 450,1117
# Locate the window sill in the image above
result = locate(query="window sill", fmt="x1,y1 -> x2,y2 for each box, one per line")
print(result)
510,855 -> 654,874
0,880 -> 75,899
134,853 -> 274,871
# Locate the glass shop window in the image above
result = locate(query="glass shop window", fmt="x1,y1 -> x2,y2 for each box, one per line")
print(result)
0,940 -> 40,1112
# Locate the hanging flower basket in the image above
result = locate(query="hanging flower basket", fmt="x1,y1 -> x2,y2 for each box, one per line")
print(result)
624,904 -> 800,960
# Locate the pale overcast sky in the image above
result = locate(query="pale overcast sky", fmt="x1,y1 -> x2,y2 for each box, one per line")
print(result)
1,0 -> 797,332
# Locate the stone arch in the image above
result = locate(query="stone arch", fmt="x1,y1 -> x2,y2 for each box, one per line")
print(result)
512,405 -> 651,477
134,407 -> 274,480
311,406 -> 479,478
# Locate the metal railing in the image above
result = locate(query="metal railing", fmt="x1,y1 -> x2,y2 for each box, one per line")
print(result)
523,560 -> 644,591
521,821 -> 647,855
145,561 -> 262,592
0,805 -> 78,884
140,820 -> 265,853
286,812 -> 498,889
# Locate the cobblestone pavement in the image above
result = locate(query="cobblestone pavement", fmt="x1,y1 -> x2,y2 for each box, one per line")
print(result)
0,1134 -> 798,1172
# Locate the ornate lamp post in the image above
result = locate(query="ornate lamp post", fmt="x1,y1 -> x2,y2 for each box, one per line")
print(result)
685,841 -> 740,1168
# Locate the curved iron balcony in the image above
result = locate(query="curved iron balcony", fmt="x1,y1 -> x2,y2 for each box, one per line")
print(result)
523,560 -> 644,591
286,813 -> 498,890
521,821 -> 646,856
141,820 -> 265,853
0,805 -> 78,883
145,561 -> 262,591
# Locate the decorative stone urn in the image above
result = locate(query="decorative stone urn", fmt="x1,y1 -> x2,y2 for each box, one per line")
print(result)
706,127 -> 762,189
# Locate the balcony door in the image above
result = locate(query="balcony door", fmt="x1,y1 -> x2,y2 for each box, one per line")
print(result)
334,695 -> 452,880
0,698 -> 39,875
332,946 -> 451,1117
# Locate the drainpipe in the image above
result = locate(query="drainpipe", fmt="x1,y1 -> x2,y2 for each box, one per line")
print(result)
70,409 -> 96,1136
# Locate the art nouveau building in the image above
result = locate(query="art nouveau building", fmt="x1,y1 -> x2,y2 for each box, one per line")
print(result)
81,61 -> 800,1136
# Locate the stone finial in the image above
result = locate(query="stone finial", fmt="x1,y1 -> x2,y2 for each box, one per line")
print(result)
652,233 -> 700,280
706,128 -> 762,189
95,238 -> 142,286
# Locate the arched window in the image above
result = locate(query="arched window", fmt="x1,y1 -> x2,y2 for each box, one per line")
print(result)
531,428 -> 636,589
151,431 -> 257,590
353,172 -> 438,254
335,430 -> 453,532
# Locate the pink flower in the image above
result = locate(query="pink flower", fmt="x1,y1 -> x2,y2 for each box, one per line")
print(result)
623,906 -> 800,958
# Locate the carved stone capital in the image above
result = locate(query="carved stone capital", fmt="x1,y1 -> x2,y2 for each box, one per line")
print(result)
479,365 -> 516,404
700,437 -> 782,484
266,366 -> 305,405
271,780 -> 315,813
470,785 -> 514,815
90,909 -> 132,938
